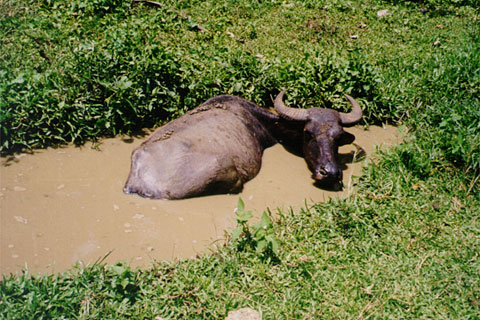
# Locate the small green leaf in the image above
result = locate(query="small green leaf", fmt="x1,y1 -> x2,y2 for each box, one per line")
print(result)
237,197 -> 245,213
260,211 -> 272,228
232,226 -> 243,241
270,238 -> 280,255
121,277 -> 130,289
116,76 -> 132,90
110,265 -> 126,275
254,227 -> 266,240
235,197 -> 252,221
256,239 -> 267,253
232,82 -> 242,92
237,210 -> 252,221
10,73 -> 25,85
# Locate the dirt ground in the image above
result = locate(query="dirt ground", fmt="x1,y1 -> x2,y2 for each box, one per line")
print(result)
0,125 -> 401,275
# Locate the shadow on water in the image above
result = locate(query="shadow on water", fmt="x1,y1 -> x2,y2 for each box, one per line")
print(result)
1,128 -> 151,167
340,143 -> 367,164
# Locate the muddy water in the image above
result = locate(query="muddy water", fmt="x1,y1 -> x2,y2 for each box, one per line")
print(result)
1,125 -> 401,275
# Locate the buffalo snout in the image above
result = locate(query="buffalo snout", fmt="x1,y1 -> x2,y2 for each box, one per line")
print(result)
313,168 -> 343,191
313,162 -> 342,182
314,163 -> 342,179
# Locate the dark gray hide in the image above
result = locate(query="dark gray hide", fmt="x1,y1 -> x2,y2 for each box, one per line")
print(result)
273,90 -> 362,187
124,91 -> 362,199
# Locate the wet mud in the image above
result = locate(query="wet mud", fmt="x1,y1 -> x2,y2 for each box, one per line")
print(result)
1,125 -> 401,275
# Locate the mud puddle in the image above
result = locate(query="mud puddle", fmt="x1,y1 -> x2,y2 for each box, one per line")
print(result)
1,125 -> 401,275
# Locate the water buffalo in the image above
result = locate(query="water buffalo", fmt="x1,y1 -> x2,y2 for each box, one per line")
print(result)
124,90 -> 362,199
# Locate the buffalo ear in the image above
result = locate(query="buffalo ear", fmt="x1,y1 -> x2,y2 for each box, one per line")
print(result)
337,131 -> 355,146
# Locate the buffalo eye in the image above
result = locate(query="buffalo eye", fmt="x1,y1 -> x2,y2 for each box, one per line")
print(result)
303,129 -> 315,142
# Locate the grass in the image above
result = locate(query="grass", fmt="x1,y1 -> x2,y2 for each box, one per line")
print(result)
1,0 -> 479,319
6,0 -> 476,151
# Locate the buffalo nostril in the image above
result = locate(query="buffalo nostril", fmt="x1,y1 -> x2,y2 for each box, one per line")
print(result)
324,164 -> 340,176
318,168 -> 327,176
312,168 -> 328,180
313,164 -> 343,182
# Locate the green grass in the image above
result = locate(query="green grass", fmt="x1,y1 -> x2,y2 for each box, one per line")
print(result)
4,0 -> 477,152
1,0 -> 479,319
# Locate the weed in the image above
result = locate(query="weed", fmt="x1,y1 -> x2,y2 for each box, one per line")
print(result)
232,198 -> 280,259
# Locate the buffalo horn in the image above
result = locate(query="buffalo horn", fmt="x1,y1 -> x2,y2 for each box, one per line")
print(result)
274,89 -> 309,121
339,94 -> 363,126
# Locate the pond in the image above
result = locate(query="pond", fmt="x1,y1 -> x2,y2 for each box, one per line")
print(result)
0,125 -> 400,275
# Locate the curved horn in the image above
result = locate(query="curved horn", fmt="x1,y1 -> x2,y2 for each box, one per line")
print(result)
274,89 -> 309,121
339,94 -> 363,126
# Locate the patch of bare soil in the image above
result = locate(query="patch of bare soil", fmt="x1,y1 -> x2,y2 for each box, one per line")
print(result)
0,125 -> 401,275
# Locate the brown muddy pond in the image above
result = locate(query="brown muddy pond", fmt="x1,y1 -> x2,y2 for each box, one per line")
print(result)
1,125 -> 401,275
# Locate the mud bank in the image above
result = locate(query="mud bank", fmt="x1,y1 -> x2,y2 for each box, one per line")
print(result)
1,125 -> 401,275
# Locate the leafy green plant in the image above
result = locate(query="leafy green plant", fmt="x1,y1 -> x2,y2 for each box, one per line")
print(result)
252,210 -> 280,256
105,263 -> 140,304
231,197 -> 254,249
232,198 -> 280,258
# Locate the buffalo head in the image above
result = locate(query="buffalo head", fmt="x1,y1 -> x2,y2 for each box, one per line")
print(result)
274,90 -> 362,188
